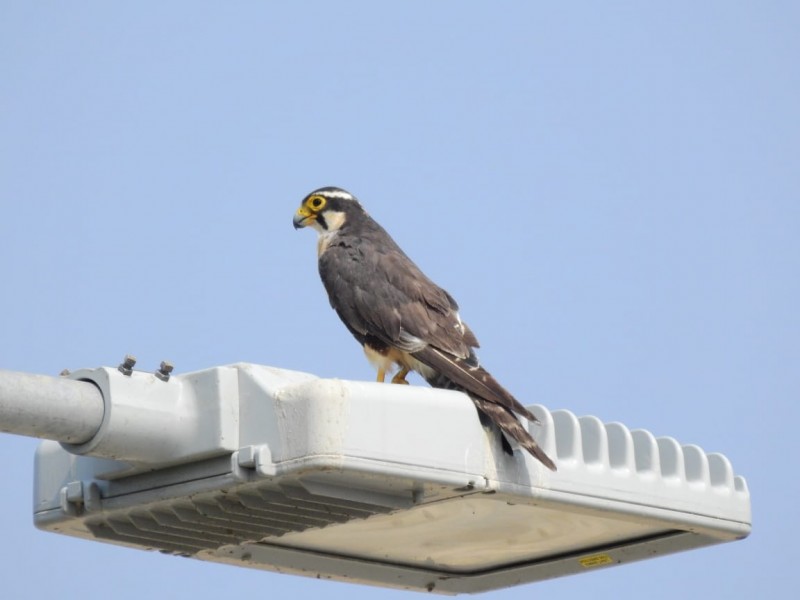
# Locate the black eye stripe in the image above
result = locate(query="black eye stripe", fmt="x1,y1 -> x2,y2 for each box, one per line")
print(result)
316,213 -> 328,230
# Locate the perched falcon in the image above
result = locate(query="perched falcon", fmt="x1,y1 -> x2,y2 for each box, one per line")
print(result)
293,187 -> 556,471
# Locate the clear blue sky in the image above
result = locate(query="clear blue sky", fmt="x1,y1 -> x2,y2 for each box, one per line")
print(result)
1,2 -> 797,598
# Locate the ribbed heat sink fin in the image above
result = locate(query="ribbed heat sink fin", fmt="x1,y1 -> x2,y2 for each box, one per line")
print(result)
85,483 -> 394,556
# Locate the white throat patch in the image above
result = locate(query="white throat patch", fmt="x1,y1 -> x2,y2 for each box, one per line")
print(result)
321,210 -> 346,232
315,210 -> 347,256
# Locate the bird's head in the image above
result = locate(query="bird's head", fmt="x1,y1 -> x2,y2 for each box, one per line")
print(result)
293,187 -> 364,233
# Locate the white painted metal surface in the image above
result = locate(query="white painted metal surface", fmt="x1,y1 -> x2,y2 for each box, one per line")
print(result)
29,363 -> 750,594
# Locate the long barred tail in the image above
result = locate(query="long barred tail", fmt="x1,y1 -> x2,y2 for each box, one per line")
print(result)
422,370 -> 557,472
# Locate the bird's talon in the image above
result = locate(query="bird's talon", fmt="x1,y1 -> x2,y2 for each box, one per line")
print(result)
391,367 -> 410,385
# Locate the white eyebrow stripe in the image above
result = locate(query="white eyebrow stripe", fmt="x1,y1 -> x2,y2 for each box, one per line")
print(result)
320,189 -> 354,200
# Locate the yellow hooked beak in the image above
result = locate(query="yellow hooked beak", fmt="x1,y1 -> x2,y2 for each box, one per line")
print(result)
293,205 -> 316,229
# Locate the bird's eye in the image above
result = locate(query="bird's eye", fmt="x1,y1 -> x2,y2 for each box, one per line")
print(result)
309,195 -> 326,211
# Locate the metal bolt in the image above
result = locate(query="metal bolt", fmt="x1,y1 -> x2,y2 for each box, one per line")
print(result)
155,360 -> 174,381
118,354 -> 137,376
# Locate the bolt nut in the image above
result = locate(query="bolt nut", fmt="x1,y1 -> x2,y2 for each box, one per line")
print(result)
155,360 -> 174,381
118,354 -> 137,376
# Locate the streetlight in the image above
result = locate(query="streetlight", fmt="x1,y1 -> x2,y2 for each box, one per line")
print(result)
2,361 -> 750,594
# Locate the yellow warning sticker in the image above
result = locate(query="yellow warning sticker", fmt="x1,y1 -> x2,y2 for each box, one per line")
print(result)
579,554 -> 614,568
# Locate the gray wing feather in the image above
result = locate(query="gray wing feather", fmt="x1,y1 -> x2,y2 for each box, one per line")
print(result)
319,233 -> 469,355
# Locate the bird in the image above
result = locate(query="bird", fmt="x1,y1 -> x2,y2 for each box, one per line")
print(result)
293,186 -> 556,471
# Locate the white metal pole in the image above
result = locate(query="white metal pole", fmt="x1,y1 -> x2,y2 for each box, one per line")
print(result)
0,370 -> 104,444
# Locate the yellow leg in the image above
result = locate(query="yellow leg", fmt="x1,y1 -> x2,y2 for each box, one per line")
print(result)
377,368 -> 386,383
391,367 -> 410,385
